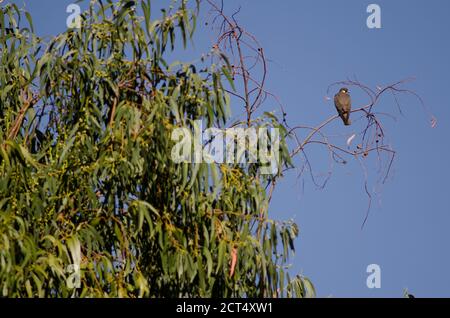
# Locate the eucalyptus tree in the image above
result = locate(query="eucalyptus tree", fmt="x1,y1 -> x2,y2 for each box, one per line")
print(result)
0,0 -> 310,297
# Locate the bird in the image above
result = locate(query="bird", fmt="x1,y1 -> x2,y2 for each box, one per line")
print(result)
334,87 -> 352,126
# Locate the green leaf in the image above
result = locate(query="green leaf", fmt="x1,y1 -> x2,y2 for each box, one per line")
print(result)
221,65 -> 235,91
216,240 -> 226,274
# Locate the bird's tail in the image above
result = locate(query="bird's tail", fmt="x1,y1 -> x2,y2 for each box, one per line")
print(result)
343,113 -> 351,126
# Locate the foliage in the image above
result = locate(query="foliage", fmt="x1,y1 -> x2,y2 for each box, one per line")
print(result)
0,0 -> 312,297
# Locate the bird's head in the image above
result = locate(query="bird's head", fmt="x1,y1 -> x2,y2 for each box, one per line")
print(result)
340,87 -> 349,94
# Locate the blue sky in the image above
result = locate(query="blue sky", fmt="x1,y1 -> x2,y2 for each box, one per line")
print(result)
10,0 -> 450,297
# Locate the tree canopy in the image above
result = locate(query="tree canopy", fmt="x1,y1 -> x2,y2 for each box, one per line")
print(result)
0,0 -> 311,297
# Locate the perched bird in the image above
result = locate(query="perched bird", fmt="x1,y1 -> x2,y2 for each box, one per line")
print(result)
334,87 -> 352,126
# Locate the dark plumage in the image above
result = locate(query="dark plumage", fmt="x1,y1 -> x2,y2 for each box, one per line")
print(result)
334,87 -> 352,126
